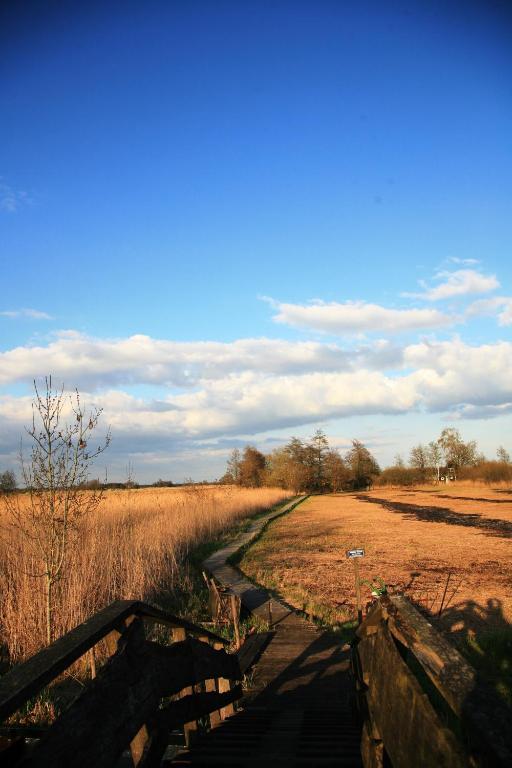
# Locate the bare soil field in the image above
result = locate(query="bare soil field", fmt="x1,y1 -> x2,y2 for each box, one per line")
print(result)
240,483 -> 512,637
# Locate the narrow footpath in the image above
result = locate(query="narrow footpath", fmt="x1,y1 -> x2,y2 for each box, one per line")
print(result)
171,497 -> 362,767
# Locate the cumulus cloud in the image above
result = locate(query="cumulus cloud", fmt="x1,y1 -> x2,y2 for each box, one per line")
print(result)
466,296 -> 512,326
0,332 -> 412,390
0,308 -> 52,320
404,269 -> 499,301
1,328 -> 512,480
269,299 -> 454,334
446,403 -> 512,420
1,338 -> 511,444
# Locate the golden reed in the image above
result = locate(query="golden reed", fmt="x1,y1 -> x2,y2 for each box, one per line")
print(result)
0,485 -> 289,663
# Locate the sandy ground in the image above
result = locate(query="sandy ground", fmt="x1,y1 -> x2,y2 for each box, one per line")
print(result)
240,483 -> 512,636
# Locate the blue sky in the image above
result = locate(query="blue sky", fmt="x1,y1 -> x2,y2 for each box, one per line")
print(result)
1,1 -> 511,481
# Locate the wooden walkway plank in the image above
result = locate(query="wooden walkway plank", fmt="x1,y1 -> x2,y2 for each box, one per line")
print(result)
172,495 -> 362,767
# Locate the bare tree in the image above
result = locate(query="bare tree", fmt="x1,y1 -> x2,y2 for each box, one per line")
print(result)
437,428 -> 478,470
409,444 -> 429,480
427,440 -> 443,482
4,378 -> 110,645
497,446 -> 510,464
226,448 -> 242,484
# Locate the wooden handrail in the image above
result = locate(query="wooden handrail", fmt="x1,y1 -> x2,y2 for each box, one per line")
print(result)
354,595 -> 512,768
18,619 -> 240,768
0,599 -> 227,723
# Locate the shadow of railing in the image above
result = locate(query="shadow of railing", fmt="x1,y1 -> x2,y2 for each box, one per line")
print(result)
357,494 -> 512,538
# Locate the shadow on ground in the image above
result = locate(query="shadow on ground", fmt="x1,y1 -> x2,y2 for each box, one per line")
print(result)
357,495 -> 512,538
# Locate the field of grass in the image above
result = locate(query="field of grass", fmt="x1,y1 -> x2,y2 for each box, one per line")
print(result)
0,485 -> 290,665
238,483 -> 512,703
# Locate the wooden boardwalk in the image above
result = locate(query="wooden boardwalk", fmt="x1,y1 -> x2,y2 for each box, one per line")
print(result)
171,498 -> 362,766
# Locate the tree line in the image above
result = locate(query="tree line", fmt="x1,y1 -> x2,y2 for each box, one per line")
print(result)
382,428 -> 512,486
220,429 -> 380,492
220,427 -> 512,491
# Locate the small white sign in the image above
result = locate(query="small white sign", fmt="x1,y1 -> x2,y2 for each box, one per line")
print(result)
346,548 -> 365,559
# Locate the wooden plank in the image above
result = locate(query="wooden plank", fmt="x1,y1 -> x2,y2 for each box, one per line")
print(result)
172,627 -> 197,748
387,595 -> 512,765
360,721 -> 383,768
22,620 -> 240,768
0,600 -> 139,722
386,596 -> 475,712
214,640 -> 234,720
137,688 -> 243,768
356,603 -> 384,639
139,604 -> 228,646
236,632 -> 273,676
0,599 -> 228,724
358,622 -> 466,768
156,686 -> 243,729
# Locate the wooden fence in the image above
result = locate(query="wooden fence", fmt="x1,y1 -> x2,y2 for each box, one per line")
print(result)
0,599 -> 246,768
352,595 -> 512,767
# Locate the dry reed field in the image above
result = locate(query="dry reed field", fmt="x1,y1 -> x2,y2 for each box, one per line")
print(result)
0,485 -> 290,664
240,483 -> 512,635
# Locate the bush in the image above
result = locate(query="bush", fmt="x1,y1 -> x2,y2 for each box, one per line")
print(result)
375,466 -> 425,487
458,461 -> 512,484
0,470 -> 17,492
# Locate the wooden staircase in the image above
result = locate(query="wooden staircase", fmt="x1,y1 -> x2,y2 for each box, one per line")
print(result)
171,706 -> 362,766
171,611 -> 362,767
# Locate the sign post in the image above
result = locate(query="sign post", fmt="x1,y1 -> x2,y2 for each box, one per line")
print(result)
346,548 -> 365,624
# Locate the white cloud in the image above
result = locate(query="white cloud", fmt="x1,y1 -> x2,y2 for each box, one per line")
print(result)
0,331 -> 413,390
269,299 -> 454,334
466,296 -> 512,326
0,308 -> 52,320
1,337 -> 511,442
404,269 -> 499,301
1,328 -> 512,480
449,257 -> 479,266
0,332 -> 356,388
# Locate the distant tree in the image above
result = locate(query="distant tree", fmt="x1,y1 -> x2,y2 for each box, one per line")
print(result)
281,437 -> 313,493
226,448 -> 242,485
307,429 -> 330,492
324,449 -> 348,492
437,428 -> 478,469
427,440 -> 443,482
497,446 -> 511,464
345,440 -> 380,489
409,444 -> 429,480
239,445 -> 266,487
393,454 -> 405,469
0,469 -> 17,492
125,460 -> 138,489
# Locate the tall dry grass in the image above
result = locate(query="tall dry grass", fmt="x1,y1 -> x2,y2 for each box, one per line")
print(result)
0,485 -> 290,664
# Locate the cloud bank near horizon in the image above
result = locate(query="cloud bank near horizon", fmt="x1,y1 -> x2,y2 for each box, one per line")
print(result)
1,265 -> 511,478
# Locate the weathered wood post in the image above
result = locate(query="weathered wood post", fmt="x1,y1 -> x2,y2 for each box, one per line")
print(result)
214,640 -> 235,720
172,627 -> 198,747
229,592 -> 241,650
346,548 -> 365,624
104,615 -> 149,766
199,634 -> 222,728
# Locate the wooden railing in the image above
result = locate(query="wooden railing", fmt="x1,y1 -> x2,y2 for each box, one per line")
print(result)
0,600 -> 244,768
352,595 -> 512,768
